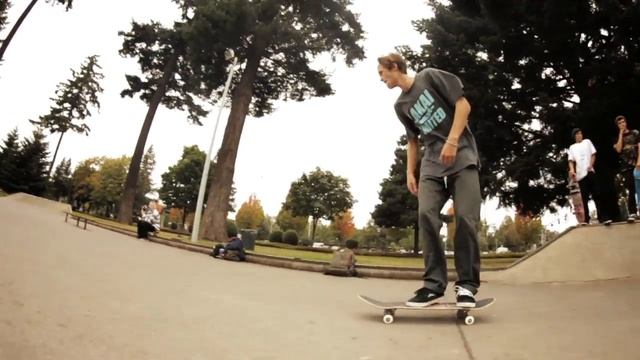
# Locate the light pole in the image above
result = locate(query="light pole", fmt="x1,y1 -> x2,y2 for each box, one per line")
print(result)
191,49 -> 239,242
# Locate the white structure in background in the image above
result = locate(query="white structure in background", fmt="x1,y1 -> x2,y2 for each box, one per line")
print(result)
496,246 -> 510,254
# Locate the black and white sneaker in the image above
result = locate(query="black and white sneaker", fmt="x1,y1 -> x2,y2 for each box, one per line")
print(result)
603,220 -> 613,226
405,287 -> 443,307
455,285 -> 476,308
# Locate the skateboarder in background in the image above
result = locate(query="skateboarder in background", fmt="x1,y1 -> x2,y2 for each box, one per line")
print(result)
613,115 -> 640,220
377,53 -> 481,308
567,128 -> 607,225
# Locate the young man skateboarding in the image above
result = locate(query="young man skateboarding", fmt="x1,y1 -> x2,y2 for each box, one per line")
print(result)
377,53 -> 480,308
567,128 -> 607,224
613,115 -> 640,220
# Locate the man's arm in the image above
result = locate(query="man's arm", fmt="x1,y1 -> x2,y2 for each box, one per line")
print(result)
590,154 -> 596,171
440,97 -> 471,166
614,130 -> 624,153
407,137 -> 419,195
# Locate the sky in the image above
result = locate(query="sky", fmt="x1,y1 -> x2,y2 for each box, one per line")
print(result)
0,0 -> 576,232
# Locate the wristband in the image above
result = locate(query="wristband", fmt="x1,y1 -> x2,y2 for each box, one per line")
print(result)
445,140 -> 458,147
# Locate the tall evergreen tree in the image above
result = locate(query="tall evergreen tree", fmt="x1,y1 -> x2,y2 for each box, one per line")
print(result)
16,129 -> 49,196
51,157 -> 72,201
0,1 -> 10,34
116,20 -> 209,224
0,128 -> 21,193
174,0 -> 366,242
0,0 -> 73,62
31,55 -> 103,176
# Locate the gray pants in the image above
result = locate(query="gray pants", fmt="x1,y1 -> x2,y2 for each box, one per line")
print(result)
419,166 -> 481,294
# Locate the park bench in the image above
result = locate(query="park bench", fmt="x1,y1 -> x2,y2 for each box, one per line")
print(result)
64,212 -> 88,230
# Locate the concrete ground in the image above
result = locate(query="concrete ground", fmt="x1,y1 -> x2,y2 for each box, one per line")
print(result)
1,196 -> 638,359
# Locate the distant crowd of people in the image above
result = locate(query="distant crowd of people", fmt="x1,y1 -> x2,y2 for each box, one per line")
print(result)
567,115 -> 640,224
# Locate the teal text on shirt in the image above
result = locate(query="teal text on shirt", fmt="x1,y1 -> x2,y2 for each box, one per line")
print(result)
409,89 -> 447,134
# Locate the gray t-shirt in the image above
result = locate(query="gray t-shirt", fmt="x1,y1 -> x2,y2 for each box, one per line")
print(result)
394,68 -> 480,177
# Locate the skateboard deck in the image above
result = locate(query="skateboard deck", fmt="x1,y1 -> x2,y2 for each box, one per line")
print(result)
568,178 -> 585,223
358,294 -> 495,325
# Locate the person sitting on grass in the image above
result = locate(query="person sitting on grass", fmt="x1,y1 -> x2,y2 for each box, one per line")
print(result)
325,239 -> 359,277
211,223 -> 246,261
137,200 -> 165,239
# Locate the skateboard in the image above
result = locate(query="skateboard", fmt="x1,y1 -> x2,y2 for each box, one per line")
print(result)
568,178 -> 585,224
358,295 -> 495,326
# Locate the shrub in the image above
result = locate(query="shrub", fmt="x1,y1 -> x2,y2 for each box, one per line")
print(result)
300,238 -> 312,247
269,230 -> 283,243
283,230 -> 299,246
226,220 -> 238,237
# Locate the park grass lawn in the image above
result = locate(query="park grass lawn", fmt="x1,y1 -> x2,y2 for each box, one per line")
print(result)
73,212 -> 517,269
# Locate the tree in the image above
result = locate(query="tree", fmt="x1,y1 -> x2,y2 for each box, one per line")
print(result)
30,55 -> 103,176
15,129 -> 49,196
92,156 -> 130,217
284,167 -> 354,241
135,145 -> 156,210
331,210 -> 356,243
0,0 -> 73,62
235,194 -> 265,230
494,214 -> 544,252
159,145 -> 234,227
116,20 -> 210,224
0,1 -> 10,34
275,208 -> 308,236
51,157 -> 72,201
71,157 -> 101,211
0,128 -> 21,193
371,135 -> 422,253
180,0 -> 366,242
400,1 -> 640,219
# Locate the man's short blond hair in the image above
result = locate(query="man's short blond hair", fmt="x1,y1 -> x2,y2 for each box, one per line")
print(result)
377,53 -> 407,74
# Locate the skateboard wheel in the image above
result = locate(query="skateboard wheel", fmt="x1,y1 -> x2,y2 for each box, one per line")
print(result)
464,315 -> 475,325
383,314 -> 394,324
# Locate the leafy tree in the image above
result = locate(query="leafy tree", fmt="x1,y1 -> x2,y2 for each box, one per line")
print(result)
51,157 -> 72,201
92,156 -> 130,217
399,1 -> 640,219
159,145 -> 234,226
116,20 -> 209,224
71,157 -> 101,211
0,128 -> 21,193
235,194 -> 265,229
30,55 -> 103,176
275,208 -> 308,236
353,220 -> 385,250
371,135 -> 422,253
187,0 -> 366,242
284,167 -> 354,241
494,214 -> 544,252
331,209 -> 356,243
0,0 -> 74,62
135,145 -> 156,210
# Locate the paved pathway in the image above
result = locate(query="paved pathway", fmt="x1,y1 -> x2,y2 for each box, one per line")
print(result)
1,196 -> 638,359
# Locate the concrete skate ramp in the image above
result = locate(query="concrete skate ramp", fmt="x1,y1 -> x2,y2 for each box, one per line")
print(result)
0,193 -> 71,214
486,223 -> 640,283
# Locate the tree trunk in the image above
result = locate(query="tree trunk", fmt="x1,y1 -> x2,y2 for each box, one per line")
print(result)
48,131 -> 65,177
117,52 -> 178,224
311,217 -> 319,242
0,0 -> 39,62
201,39 -> 266,242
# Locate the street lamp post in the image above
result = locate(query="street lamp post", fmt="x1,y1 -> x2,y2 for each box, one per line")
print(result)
191,49 -> 239,242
